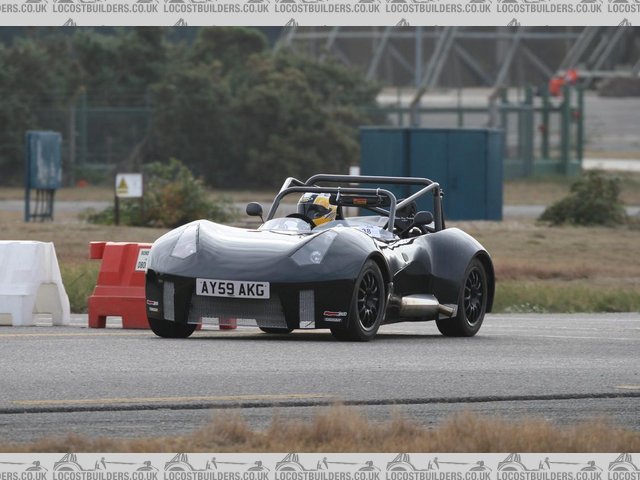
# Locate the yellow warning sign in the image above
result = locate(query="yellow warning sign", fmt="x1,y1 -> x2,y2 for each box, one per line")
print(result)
115,173 -> 143,198
116,178 -> 128,196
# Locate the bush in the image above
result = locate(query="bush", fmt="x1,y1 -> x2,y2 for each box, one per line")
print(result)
86,158 -> 234,228
539,171 -> 627,226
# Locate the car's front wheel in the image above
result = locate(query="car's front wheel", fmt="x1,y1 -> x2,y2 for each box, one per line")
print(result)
436,258 -> 488,337
149,318 -> 196,338
332,260 -> 386,342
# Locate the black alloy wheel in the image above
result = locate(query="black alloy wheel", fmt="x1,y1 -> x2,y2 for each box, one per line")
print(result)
332,260 -> 386,342
436,258 -> 488,337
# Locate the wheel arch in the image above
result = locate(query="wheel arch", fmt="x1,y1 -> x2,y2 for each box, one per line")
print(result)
474,252 -> 495,313
367,252 -> 392,287
421,228 -> 494,308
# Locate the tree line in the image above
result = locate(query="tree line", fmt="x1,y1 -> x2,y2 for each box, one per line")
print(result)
0,27 -> 381,188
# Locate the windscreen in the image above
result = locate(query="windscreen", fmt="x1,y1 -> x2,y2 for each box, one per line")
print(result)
259,217 -> 312,233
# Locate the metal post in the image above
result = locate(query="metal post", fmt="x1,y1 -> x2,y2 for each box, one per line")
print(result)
115,195 -> 120,226
415,26 -> 423,88
500,88 -> 509,162
80,91 -> 88,166
523,85 -> 534,177
541,84 -> 550,160
576,85 -> 585,168
560,84 -> 572,175
24,134 -> 30,223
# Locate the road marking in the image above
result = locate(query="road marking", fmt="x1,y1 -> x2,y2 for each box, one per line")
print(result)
0,332 -> 142,338
615,385 -> 640,390
0,329 -> 261,338
0,332 -> 151,338
13,393 -> 333,407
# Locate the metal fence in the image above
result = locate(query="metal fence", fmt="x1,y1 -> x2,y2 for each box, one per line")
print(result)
11,94 -> 154,186
1,86 -> 584,186
367,84 -> 584,179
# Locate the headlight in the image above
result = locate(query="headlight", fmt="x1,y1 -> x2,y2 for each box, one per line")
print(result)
171,223 -> 199,259
291,231 -> 337,266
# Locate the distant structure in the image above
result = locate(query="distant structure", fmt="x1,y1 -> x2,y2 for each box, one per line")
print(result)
274,26 -> 640,89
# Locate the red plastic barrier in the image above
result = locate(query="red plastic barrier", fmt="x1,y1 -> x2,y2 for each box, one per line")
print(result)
88,241 -> 152,329
88,241 -> 236,331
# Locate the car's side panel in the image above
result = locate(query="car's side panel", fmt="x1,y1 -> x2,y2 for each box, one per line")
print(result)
420,228 -> 494,310
383,228 -> 494,317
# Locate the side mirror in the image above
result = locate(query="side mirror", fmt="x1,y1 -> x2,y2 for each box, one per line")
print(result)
413,210 -> 434,227
246,202 -> 264,222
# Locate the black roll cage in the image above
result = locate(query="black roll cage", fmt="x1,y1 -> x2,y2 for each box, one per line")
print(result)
267,174 -> 445,233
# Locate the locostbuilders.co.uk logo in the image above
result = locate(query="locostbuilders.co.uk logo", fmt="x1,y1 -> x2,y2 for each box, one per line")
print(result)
273,0 -> 381,15
52,454 -> 159,480
607,0 -> 640,13
0,459 -> 48,480
495,0 -> 603,13
0,0 -> 46,15
384,454 -> 491,480
163,0 -> 268,14
163,454 -> 270,480
273,454 -> 380,480
495,454 -> 605,480
51,0 -> 158,13
384,0 -> 491,15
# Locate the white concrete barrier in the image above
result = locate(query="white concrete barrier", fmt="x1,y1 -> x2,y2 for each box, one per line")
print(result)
0,241 -> 70,326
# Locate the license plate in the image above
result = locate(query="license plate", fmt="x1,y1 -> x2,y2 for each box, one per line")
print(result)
196,278 -> 270,299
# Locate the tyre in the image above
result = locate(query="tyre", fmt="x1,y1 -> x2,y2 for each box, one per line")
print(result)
259,327 -> 293,334
437,258 -> 487,337
148,318 -> 196,338
331,260 -> 386,342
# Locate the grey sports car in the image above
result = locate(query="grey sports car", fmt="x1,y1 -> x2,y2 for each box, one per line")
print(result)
145,174 -> 495,341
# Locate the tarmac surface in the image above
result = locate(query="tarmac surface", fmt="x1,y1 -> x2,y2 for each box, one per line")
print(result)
0,313 -> 637,442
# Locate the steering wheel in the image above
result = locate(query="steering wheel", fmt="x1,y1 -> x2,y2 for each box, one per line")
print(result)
395,216 -> 435,237
285,213 -> 316,229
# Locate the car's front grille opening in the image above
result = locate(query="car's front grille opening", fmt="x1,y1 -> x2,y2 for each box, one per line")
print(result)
187,293 -> 288,329
299,290 -> 315,328
163,281 -> 175,321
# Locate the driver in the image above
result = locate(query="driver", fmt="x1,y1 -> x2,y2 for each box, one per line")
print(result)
297,193 -> 337,227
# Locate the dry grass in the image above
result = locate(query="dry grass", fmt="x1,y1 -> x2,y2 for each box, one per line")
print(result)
3,213 -> 637,282
0,210 -> 167,265
0,186 -> 114,202
0,186 -> 275,204
4,173 -> 640,208
458,221 -> 640,283
2,209 -> 639,313
503,172 -> 640,205
454,221 -> 640,312
0,406 -> 638,453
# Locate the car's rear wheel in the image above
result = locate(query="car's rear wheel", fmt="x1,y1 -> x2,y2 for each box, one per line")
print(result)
436,258 -> 487,337
149,318 -> 196,338
331,260 -> 386,342
259,327 -> 293,334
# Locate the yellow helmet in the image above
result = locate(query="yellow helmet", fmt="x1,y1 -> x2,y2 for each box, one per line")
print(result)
297,193 -> 337,227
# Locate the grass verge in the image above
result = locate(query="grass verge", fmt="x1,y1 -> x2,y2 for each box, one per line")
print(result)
1,202 -> 639,314
60,263 -> 100,313
503,172 -> 640,205
494,281 -> 640,313
0,406 -> 638,452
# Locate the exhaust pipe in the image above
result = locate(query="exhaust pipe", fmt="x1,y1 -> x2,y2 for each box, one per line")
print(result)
399,294 -> 456,318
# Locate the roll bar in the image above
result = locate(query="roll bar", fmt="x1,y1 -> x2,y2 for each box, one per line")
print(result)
268,186 -> 397,233
273,174 -> 445,232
